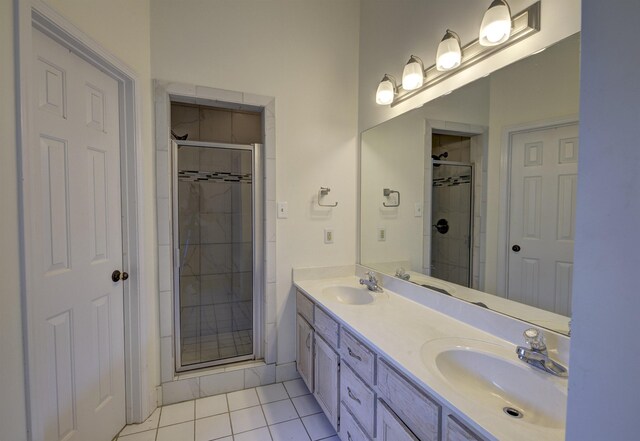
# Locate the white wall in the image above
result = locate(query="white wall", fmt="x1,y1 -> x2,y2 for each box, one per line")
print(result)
150,0 -> 360,364
566,1 -> 640,439
0,1 -> 156,439
361,112 -> 425,271
358,0 -> 581,132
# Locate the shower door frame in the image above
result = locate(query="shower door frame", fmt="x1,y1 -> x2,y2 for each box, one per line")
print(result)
430,160 -> 475,287
171,140 -> 264,372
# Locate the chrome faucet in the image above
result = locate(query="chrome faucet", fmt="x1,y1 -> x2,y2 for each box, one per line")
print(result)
516,328 -> 568,377
359,271 -> 383,292
395,267 -> 410,281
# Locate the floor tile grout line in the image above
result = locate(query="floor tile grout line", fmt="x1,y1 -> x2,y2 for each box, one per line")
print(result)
120,383 -> 324,441
154,405 -> 163,441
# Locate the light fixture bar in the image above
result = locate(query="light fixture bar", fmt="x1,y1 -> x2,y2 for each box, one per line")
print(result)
391,1 -> 540,107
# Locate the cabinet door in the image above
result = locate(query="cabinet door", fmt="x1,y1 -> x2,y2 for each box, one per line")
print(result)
377,399 -> 419,441
314,334 -> 340,430
297,314 -> 314,392
446,415 -> 484,441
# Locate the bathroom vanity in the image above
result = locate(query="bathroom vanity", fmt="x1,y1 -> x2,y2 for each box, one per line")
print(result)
293,267 -> 569,441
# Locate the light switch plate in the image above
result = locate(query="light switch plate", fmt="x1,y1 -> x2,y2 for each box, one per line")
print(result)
414,202 -> 423,217
277,202 -> 288,219
324,228 -> 334,244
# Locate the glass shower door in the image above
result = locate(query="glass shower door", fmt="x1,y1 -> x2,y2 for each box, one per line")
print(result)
174,141 -> 260,370
431,162 -> 473,287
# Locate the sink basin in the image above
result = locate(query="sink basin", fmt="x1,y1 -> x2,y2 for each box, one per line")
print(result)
421,338 -> 567,430
322,286 -> 375,305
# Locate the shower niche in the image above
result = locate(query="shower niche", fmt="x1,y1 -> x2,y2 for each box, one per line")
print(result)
171,103 -> 263,371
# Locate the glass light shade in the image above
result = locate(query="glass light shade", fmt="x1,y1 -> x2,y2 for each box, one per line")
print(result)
479,0 -> 512,46
376,75 -> 396,105
436,31 -> 461,71
402,56 -> 424,90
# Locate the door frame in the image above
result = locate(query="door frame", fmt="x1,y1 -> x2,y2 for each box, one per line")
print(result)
496,115 -> 579,297
15,0 -> 150,433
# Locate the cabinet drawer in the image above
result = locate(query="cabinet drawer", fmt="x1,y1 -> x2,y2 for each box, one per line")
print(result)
296,290 -> 314,324
377,399 -> 419,441
446,415 -> 484,441
377,359 -> 440,441
340,363 -> 376,438
314,306 -> 339,349
339,403 -> 371,441
340,329 -> 375,385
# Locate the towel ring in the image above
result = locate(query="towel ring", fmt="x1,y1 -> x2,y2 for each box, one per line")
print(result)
318,187 -> 338,207
383,188 -> 400,207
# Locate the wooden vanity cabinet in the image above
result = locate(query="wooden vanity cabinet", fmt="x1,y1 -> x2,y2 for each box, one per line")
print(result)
444,413 -> 487,441
377,398 -> 419,441
295,289 -> 488,441
296,313 -> 314,391
340,403 -> 371,441
377,359 -> 440,441
295,290 -> 340,431
314,334 -> 340,430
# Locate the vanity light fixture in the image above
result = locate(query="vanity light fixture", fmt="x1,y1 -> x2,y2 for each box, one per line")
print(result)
374,1 -> 540,107
402,55 -> 425,90
436,30 -> 462,71
375,74 -> 397,105
479,0 -> 512,46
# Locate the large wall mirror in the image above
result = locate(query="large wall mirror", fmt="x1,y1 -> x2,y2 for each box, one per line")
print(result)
360,32 -> 580,335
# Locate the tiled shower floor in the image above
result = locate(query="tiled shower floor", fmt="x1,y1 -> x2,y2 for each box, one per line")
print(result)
182,300 -> 254,365
116,379 -> 339,441
182,330 -> 253,365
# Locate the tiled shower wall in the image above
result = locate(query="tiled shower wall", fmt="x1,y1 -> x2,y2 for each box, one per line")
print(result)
155,82 -> 298,406
431,135 -> 473,287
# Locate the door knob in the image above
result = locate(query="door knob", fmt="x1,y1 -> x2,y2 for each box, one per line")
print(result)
512,245 -> 521,252
433,218 -> 449,234
112,270 -> 129,282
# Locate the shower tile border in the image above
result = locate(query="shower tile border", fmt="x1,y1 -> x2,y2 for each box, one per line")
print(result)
154,80 -> 278,403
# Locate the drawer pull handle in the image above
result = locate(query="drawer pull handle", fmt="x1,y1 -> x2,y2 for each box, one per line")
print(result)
348,347 -> 362,361
347,387 -> 361,404
306,333 -> 311,349
347,431 -> 353,441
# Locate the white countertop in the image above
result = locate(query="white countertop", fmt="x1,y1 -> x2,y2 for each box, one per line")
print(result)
294,273 -> 568,441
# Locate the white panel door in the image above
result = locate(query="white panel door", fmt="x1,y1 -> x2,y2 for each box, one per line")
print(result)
508,124 -> 579,315
28,29 -> 125,441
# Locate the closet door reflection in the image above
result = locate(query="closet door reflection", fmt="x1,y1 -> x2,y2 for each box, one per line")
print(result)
176,143 -> 255,369
431,162 -> 473,287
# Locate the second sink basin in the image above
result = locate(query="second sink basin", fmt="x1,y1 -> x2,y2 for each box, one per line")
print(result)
421,338 -> 567,430
322,286 -> 375,305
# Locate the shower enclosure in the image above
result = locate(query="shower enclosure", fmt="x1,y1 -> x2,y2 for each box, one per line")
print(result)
430,161 -> 473,287
173,140 -> 262,371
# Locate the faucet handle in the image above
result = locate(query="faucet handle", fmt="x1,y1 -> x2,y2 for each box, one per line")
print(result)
524,328 -> 547,351
366,271 -> 377,281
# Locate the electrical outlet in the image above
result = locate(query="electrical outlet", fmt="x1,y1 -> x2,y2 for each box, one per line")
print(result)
414,202 -> 423,217
324,228 -> 334,244
277,201 -> 288,219
378,227 -> 386,241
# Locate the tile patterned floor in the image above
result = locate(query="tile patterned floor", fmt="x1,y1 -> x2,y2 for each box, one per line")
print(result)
117,380 -> 340,441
